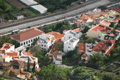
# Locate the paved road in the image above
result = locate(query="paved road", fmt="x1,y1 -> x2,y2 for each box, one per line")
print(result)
0,0 -> 111,34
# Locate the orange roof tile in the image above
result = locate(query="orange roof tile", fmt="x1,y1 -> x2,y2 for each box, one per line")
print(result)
78,43 -> 85,54
47,32 -> 64,40
6,52 -> 18,57
115,30 -> 120,33
113,16 -> 120,22
72,28 -> 81,32
53,51 -> 62,61
49,44 -> 58,55
48,55 -> 53,59
92,40 -> 114,52
82,54 -> 86,58
100,20 -> 111,25
30,62 -> 38,66
22,51 -> 32,56
109,34 -> 115,36
55,39 -> 63,43
0,50 -> 5,54
2,55 -> 9,59
107,40 -> 114,44
106,44 -> 115,55
1,43 -> 13,49
36,68 -> 40,72
30,56 -> 36,60
11,28 -> 44,42
92,25 -> 112,33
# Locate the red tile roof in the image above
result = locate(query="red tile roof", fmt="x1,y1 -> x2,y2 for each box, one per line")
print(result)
92,40 -> 114,53
109,8 -> 120,13
78,43 -> 85,54
31,56 -> 36,61
6,52 -> 18,57
22,51 -> 32,56
30,62 -> 38,66
2,55 -> 9,59
1,43 -> 13,49
55,39 -> 63,43
91,25 -> 112,33
92,40 -> 108,52
72,28 -> 82,32
11,28 -> 44,42
36,68 -> 40,72
49,44 -> 58,55
109,34 -> 115,36
115,30 -> 120,33
0,50 -> 5,54
47,32 -> 64,40
53,51 -> 62,61
100,20 -> 111,26
106,44 -> 115,55
113,17 -> 120,22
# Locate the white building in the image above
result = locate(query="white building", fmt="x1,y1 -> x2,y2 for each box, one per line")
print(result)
11,28 -> 44,47
16,51 -> 39,69
1,55 -> 12,62
20,0 -> 37,6
53,51 -> 62,65
37,34 -> 55,50
0,43 -> 15,52
62,28 -> 81,53
20,0 -> 47,14
31,5 -> 47,14
63,37 -> 79,53
62,28 -> 82,42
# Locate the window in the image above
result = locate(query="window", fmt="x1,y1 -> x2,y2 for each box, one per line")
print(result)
44,45 -> 46,47
21,43 -> 23,46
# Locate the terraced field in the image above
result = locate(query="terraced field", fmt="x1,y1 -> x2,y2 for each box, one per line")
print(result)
6,0 -> 27,9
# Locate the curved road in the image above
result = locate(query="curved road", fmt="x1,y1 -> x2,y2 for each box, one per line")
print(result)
0,0 -> 111,34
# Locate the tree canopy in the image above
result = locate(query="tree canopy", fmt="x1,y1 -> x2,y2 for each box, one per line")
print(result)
53,21 -> 72,33
35,0 -> 79,12
39,21 -> 72,33
110,22 -> 115,28
29,45 -> 50,66
29,45 -> 46,55
39,64 -> 71,80
0,36 -> 20,48
88,53 -> 108,69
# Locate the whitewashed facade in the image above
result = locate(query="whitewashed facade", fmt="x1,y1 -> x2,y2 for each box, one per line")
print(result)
37,34 -> 55,50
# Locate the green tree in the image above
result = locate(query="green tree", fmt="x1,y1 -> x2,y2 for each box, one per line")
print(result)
86,37 -> 96,43
110,22 -> 115,28
54,21 -> 72,33
81,26 -> 90,33
32,61 -> 35,72
29,45 -> 46,55
98,6 -> 107,10
115,15 -> 120,18
39,64 -> 71,80
35,0 -> 78,12
70,67 -> 93,80
27,58 -> 30,71
35,54 -> 50,67
0,36 -> 20,48
88,53 -> 108,69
